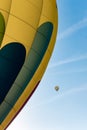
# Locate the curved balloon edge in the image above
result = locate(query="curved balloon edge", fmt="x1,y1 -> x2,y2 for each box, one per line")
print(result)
5,81 -> 40,130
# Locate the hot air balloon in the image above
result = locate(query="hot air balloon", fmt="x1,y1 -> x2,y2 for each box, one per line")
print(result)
55,86 -> 59,91
0,0 -> 58,129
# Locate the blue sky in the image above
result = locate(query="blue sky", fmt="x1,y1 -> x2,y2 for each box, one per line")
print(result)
7,0 -> 87,130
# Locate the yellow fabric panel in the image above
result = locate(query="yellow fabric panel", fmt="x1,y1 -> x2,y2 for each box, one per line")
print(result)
0,125 -> 3,130
41,0 -> 56,22
0,0 -> 12,12
38,0 -> 56,26
50,0 -> 57,7
1,0 -> 43,54
28,0 -> 43,10
38,15 -> 49,26
1,15 -> 36,54
10,0 -> 42,29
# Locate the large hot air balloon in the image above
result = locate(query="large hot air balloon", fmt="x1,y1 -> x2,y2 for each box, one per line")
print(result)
0,0 -> 58,129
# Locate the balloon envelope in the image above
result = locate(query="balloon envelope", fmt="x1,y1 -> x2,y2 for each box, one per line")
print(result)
0,0 -> 58,129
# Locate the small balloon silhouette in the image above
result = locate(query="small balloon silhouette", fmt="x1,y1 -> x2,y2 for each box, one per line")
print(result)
55,86 -> 59,91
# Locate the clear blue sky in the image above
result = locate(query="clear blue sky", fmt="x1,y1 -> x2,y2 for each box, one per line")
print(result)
7,0 -> 87,130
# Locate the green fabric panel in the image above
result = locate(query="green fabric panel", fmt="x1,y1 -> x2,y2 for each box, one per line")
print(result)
31,32 -> 49,56
0,101 -> 12,123
0,12 -> 5,45
0,33 -> 4,43
37,22 -> 53,41
5,84 -> 23,107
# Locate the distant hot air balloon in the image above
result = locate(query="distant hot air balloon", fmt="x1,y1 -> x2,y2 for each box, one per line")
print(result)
55,86 -> 59,91
0,0 -> 58,130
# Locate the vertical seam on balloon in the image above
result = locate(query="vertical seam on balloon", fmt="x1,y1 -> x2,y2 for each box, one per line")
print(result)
5,0 -> 12,26
36,0 -> 43,28
30,0 -> 43,39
